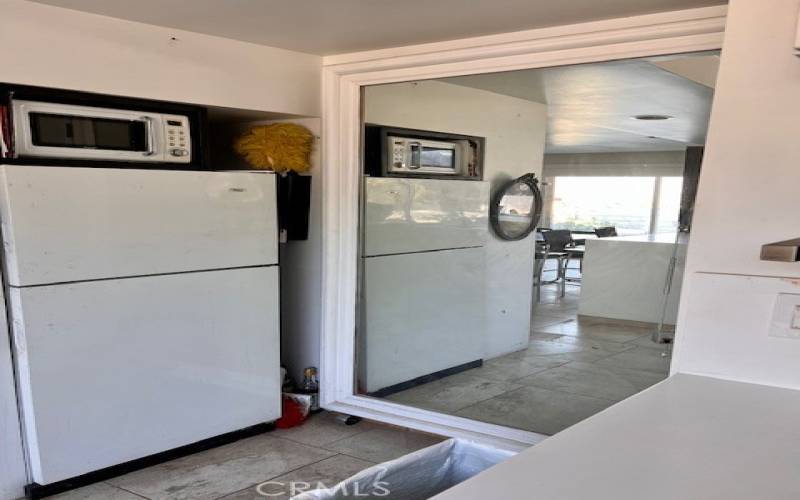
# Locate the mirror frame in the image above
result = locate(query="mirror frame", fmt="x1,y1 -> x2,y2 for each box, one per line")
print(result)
490,173 -> 543,241
320,6 -> 726,450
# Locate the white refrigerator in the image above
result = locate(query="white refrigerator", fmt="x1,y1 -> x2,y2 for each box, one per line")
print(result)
361,177 -> 489,394
0,165 -> 281,485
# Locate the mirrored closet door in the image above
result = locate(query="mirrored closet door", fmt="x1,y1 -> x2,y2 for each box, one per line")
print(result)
355,51 -> 718,436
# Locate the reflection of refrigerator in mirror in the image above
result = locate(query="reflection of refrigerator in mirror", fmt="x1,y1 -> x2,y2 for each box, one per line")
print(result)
653,146 -> 703,343
358,177 -> 489,395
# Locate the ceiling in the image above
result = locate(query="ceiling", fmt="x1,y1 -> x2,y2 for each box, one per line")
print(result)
31,0 -> 725,56
440,54 -> 718,154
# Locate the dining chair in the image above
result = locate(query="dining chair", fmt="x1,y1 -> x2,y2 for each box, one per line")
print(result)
595,226 -> 618,237
538,230 -> 581,297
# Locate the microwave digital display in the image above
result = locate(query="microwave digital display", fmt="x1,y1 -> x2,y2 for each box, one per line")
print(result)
29,112 -> 148,152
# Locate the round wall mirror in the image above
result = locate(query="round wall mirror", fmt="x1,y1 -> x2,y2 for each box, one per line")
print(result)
490,173 -> 543,240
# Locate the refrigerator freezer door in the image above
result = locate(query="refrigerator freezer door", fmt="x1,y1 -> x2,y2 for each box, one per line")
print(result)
9,266 -> 281,484
0,284 -> 26,499
362,247 -> 486,393
364,178 -> 489,257
0,166 -> 278,286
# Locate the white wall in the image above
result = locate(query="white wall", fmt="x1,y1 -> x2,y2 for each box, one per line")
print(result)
0,0 -> 321,117
672,0 -> 800,389
364,80 -> 548,358
277,119 -> 323,385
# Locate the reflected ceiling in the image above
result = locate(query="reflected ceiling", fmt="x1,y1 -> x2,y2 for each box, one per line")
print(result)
441,54 -> 718,154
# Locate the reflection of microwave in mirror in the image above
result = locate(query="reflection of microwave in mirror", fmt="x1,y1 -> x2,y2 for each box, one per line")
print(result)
364,124 -> 484,180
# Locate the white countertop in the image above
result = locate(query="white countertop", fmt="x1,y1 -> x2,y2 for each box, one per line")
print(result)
433,374 -> 800,500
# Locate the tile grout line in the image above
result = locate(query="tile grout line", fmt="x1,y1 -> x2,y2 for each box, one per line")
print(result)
210,453 -> 345,500
404,374 -> 533,414
520,365 -> 660,401
316,425 -> 385,451
270,419 -> 378,448
460,395 -> 617,435
333,451 -> 380,465
105,482 -> 152,500
317,426 -> 446,460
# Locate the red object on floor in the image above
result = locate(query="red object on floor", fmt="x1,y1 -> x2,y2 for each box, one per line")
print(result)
275,393 -> 310,428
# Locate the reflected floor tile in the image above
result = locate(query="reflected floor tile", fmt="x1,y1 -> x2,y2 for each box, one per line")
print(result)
108,435 -> 335,500
385,371 -> 521,413
531,310 -> 577,323
541,334 -> 637,354
529,332 -> 564,342
517,340 -> 585,356
530,315 -> 572,330
519,361 -> 667,401
625,333 -> 675,350
272,411 -> 380,447
506,340 -> 617,364
534,318 -> 650,343
532,302 -> 578,318
514,335 -> 636,363
323,427 -> 445,463
50,483 -> 143,500
595,346 -> 671,374
466,354 -> 567,382
456,386 -> 615,435
515,349 -> 614,364
220,455 -> 374,500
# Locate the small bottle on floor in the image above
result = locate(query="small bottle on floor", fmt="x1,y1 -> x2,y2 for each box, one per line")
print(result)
299,366 -> 321,413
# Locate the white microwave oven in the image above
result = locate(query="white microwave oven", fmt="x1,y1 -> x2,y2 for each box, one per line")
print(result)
365,125 -> 484,180
10,99 -> 192,164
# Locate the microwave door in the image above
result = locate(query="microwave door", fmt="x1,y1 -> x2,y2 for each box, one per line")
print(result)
417,142 -> 458,174
13,100 -> 165,162
28,113 -> 152,153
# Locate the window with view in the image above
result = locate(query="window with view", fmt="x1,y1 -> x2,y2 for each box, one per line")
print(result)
547,176 -> 683,236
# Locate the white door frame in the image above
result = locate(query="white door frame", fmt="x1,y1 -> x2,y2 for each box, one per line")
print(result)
320,5 -> 727,450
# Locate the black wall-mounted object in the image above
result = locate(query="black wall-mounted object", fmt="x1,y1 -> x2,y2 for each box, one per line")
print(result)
277,173 -> 311,241
0,83 -> 209,170
490,173 -> 543,241
679,146 -> 704,230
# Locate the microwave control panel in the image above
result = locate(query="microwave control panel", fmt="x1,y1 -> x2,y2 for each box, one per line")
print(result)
391,141 -> 405,168
163,115 -> 192,163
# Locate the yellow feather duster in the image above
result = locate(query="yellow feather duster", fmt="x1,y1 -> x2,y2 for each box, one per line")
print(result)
234,123 -> 314,173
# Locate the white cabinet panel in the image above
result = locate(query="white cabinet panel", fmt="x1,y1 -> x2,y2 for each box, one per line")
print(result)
10,266 -> 280,484
579,238 -> 686,324
364,178 -> 489,256
0,166 -> 278,286
0,285 -> 26,500
362,248 -> 486,392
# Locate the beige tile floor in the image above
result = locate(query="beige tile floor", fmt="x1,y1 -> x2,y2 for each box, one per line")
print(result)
51,413 -> 445,500
386,284 -> 672,436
